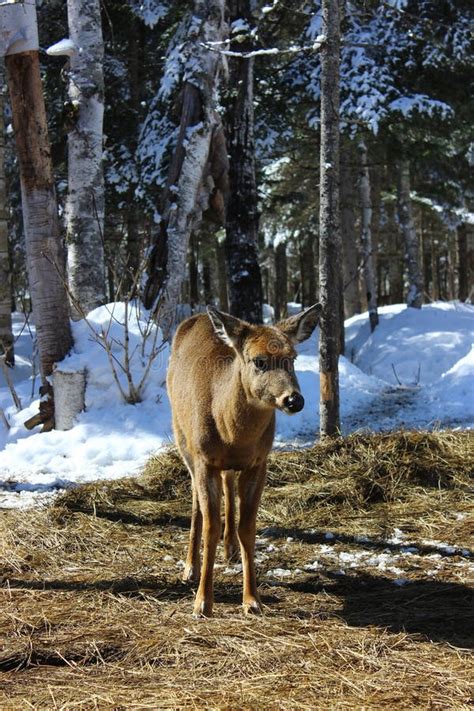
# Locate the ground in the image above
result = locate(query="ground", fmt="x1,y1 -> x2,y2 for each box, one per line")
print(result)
1,432 -> 472,709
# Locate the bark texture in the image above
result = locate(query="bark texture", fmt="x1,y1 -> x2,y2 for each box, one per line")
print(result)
0,58 -> 14,366
144,0 -> 228,340
456,223 -> 472,302
319,0 -> 342,437
225,0 -> 263,324
6,50 -> 72,381
66,0 -> 106,317
340,148 -> 360,318
397,158 -> 423,308
274,241 -> 288,321
357,138 -> 378,331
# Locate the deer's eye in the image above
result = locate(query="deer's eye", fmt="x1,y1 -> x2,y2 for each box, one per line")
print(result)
253,357 -> 269,372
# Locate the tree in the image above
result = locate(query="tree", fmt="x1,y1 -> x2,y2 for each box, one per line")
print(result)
3,2 -> 72,429
319,0 -> 342,437
397,158 -> 423,308
143,0 -> 228,340
0,57 -> 13,366
64,0 -> 106,316
224,0 -> 263,324
358,138 -> 379,329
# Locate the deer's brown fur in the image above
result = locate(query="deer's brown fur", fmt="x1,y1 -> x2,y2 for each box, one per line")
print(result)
167,304 -> 321,617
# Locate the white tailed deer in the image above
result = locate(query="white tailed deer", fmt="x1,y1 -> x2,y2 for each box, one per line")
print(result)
167,304 -> 321,617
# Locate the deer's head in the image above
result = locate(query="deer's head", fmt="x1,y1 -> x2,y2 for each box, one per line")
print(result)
207,304 -> 321,414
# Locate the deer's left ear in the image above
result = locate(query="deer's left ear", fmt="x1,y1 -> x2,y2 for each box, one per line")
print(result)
276,303 -> 322,344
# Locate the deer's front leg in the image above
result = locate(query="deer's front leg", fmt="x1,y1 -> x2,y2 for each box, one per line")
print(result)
183,475 -> 202,583
237,462 -> 267,615
193,464 -> 222,618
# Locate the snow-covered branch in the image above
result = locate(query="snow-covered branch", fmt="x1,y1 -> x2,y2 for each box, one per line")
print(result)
200,35 -> 326,59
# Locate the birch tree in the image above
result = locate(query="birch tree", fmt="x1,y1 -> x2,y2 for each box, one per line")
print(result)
319,0 -> 342,437
224,0 -> 263,324
0,57 -> 13,366
65,0 -> 106,316
357,138 -> 378,330
143,0 -> 228,340
397,158 -> 423,308
3,2 -> 72,429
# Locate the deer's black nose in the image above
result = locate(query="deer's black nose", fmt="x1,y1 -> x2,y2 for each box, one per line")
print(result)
283,392 -> 304,413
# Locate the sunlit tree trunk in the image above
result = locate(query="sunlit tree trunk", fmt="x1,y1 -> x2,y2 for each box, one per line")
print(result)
225,0 -> 263,324
319,0 -> 342,437
0,58 -> 14,366
4,3 -> 72,429
397,158 -> 423,308
66,0 -> 106,317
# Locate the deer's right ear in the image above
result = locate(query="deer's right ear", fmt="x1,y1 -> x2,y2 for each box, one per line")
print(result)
207,307 -> 245,348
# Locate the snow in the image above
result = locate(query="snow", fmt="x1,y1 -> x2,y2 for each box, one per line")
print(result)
1,301 -> 473,508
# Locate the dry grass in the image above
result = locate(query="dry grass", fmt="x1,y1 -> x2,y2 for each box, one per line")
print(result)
0,430 -> 473,709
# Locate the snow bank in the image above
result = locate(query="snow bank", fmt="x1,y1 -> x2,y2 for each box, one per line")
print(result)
1,301 -> 472,508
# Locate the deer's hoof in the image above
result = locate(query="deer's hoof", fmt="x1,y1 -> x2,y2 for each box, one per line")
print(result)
192,598 -> 213,618
243,598 -> 263,616
182,564 -> 200,584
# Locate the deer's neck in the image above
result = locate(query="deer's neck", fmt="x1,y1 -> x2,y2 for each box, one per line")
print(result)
215,361 -> 275,446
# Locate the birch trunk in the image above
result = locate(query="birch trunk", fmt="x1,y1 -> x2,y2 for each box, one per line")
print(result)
66,0 -> 106,317
319,0 -> 342,437
225,0 -> 263,324
340,147 -> 360,318
397,158 -> 423,308
0,57 -> 13,366
357,138 -> 378,331
144,0 -> 227,340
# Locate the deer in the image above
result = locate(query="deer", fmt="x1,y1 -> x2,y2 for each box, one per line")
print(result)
167,303 -> 321,617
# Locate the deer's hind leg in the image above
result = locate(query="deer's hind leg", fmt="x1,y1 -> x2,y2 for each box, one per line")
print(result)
176,432 -> 202,584
222,470 -> 240,563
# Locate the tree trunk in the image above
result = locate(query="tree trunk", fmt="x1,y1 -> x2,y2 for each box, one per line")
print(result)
357,138 -> 378,331
66,0 -> 106,317
6,50 -> 72,377
225,0 -> 263,324
340,146 -> 360,318
189,232 -> 199,309
202,256 -> 213,305
456,223 -> 469,302
143,0 -> 227,339
397,158 -> 423,308
300,233 -> 317,308
274,240 -> 288,321
429,222 -> 440,301
0,57 -> 14,366
386,200 -> 404,303
215,238 -> 229,311
319,0 -> 342,437
5,11 -> 72,430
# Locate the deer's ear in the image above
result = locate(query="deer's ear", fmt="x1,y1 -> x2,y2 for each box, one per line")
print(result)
207,307 -> 246,348
276,303 -> 322,344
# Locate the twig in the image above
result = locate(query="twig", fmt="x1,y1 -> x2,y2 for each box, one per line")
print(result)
0,405 -> 10,430
391,363 -> 402,386
0,356 -> 22,411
